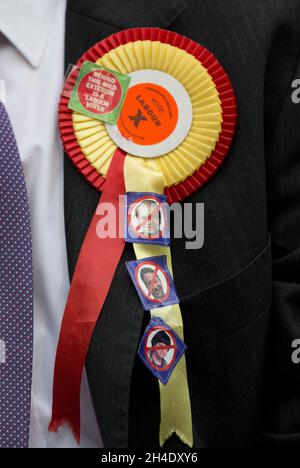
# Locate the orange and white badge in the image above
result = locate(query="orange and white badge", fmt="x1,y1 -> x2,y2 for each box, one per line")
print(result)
117,82 -> 178,146
106,70 -> 193,158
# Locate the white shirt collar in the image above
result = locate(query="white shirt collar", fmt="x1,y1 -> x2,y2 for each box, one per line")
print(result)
0,0 -> 60,68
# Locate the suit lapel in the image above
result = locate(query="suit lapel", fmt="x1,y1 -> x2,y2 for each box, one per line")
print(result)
66,0 -> 187,32
63,0 -> 187,448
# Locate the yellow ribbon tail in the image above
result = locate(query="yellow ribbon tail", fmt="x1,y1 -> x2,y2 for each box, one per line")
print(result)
124,155 -> 193,448
157,307 -> 193,448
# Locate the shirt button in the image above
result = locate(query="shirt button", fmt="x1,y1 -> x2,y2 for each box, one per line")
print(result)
0,78 -> 6,105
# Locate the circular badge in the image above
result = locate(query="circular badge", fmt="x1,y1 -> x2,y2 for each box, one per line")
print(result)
77,69 -> 122,115
128,195 -> 167,240
117,83 -> 178,146
144,326 -> 177,372
135,260 -> 171,303
106,70 -> 193,158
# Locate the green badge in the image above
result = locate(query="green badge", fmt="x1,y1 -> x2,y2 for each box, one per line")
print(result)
68,61 -> 131,125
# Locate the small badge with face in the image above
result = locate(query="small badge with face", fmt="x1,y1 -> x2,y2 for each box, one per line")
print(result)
138,317 -> 187,384
126,255 -> 179,310
124,192 -> 170,246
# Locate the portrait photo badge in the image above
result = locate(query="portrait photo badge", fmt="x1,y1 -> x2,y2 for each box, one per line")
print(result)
125,255 -> 179,310
68,61 -> 131,125
124,192 -> 170,246
138,317 -> 187,384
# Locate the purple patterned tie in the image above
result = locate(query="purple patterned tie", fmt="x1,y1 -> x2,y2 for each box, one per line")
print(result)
0,101 -> 33,448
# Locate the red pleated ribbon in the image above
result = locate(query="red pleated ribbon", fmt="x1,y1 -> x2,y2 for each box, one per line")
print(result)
49,148 -> 126,442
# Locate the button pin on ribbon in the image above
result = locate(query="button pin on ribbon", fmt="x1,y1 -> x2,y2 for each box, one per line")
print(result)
138,317 -> 187,384
125,192 -> 170,246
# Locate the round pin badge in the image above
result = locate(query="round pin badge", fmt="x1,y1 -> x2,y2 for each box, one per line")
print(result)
135,260 -> 171,304
77,69 -> 122,116
137,316 -> 187,384
106,70 -> 193,158
144,326 -> 177,372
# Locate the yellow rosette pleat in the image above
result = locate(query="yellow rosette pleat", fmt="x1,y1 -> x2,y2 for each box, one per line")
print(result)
124,156 -> 193,448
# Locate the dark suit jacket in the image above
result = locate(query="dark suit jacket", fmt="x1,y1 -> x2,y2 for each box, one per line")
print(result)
64,0 -> 300,448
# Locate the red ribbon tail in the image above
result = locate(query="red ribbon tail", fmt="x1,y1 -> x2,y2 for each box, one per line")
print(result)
49,149 -> 126,441
49,417 -> 80,445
